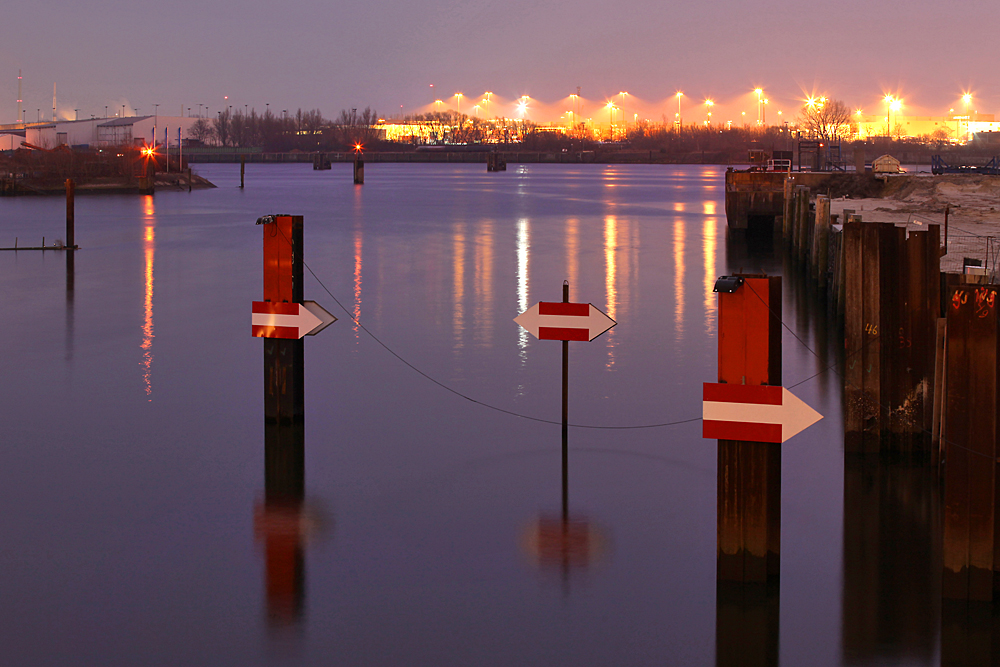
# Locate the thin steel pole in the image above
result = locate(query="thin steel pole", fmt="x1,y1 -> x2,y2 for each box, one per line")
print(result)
562,280 -> 569,522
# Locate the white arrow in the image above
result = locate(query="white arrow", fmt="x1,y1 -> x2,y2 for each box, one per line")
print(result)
301,301 -> 337,336
252,301 -> 337,339
514,301 -> 616,342
702,384 -> 823,443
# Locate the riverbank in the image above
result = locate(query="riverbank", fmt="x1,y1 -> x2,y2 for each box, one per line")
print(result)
829,174 -> 1000,272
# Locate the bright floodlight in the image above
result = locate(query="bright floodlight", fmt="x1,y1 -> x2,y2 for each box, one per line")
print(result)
963,93 -> 973,104
890,99 -> 901,112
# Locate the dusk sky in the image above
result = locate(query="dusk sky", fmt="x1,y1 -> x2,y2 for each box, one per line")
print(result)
4,0 -> 995,124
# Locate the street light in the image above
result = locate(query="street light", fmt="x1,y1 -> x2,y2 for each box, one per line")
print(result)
676,91 -> 683,128
755,88 -> 763,125
705,99 -> 714,127
963,93 -> 973,141
619,92 -> 628,132
484,91 -> 492,119
883,94 -> 894,137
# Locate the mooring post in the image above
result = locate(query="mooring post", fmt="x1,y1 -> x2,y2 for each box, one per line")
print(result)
942,283 -> 1000,602
65,178 -> 75,249
714,275 -> 782,667
240,155 -> 245,189
782,177 -> 794,239
354,156 -> 365,184
813,195 -> 830,283
716,275 -> 782,584
187,167 -> 192,193
257,213 -> 307,625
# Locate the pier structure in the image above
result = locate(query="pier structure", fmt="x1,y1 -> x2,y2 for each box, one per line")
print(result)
730,167 -> 1000,607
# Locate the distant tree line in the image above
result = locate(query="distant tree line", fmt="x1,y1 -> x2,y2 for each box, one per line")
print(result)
186,106 -> 380,151
182,99 -> 999,164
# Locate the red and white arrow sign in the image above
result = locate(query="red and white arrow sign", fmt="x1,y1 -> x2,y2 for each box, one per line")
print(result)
702,383 -> 822,443
514,301 -> 616,342
252,301 -> 336,339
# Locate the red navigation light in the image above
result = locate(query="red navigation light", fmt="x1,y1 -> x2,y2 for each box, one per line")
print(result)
353,143 -> 363,153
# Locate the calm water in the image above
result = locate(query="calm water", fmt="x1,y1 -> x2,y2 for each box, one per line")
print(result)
0,164 -> 940,665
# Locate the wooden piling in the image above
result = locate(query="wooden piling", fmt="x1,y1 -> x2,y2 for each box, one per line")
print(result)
240,155 -> 245,189
716,276 -> 782,584
258,214 -> 306,624
65,178 -> 75,249
782,177 -> 794,239
942,283 -> 1000,601
354,157 -> 364,184
813,196 -> 830,283
844,221 -> 940,453
931,317 -> 946,464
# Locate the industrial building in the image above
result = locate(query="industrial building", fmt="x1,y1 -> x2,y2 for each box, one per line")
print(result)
0,115 -> 201,151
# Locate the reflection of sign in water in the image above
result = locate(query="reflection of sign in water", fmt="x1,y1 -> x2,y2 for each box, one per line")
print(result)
702,383 -> 822,443
514,301 -> 616,342
523,516 -> 606,570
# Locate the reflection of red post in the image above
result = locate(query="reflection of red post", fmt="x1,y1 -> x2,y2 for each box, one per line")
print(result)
716,276 -> 782,583
256,214 -> 306,626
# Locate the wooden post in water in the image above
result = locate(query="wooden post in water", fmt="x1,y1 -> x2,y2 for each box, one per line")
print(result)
65,178 -> 75,249
782,177 -> 794,240
240,155 -> 245,189
844,220 -> 940,453
796,186 -> 810,259
813,196 -> 830,283
942,283 -> 1000,602
716,276 -> 782,584
354,157 -> 365,184
256,214 -> 307,625
714,275 -> 782,667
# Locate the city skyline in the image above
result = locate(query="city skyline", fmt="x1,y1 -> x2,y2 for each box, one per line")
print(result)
2,0 -> 994,125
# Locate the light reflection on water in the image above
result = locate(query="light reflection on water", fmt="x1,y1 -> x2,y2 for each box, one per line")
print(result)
140,195 -> 155,400
0,164 -> 929,667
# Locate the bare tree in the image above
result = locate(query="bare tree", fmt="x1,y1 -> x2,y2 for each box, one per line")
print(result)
188,118 -> 214,144
213,109 -> 232,147
332,107 -> 380,148
799,99 -> 852,141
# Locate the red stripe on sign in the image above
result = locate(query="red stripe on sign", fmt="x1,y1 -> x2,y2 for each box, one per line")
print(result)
252,325 -> 300,339
252,301 -> 298,315
539,327 -> 589,341
539,301 -> 590,317
703,383 -> 782,405
703,419 -> 782,443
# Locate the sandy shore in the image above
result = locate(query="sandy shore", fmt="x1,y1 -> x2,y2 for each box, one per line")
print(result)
828,174 -> 1000,273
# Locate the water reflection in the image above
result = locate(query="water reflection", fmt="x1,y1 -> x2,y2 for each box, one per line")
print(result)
65,249 -> 74,362
673,217 -> 685,341
604,216 -> 618,368
254,339 -> 315,629
703,211 -> 718,333
474,220 -> 494,347
522,448 -> 607,591
841,455 -> 940,665
716,581 -> 779,667
140,197 -> 155,400
516,218 -> 530,359
942,600 -> 1000,666
453,222 -> 465,352
565,218 -> 579,300
352,226 -> 363,337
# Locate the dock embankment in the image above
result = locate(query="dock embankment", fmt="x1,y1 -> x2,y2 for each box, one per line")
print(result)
735,170 -> 1000,601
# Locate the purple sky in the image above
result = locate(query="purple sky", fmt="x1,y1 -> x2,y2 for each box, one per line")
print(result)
4,0 -> 995,124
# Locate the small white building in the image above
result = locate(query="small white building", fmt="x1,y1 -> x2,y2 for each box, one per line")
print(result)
20,116 -> 202,149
